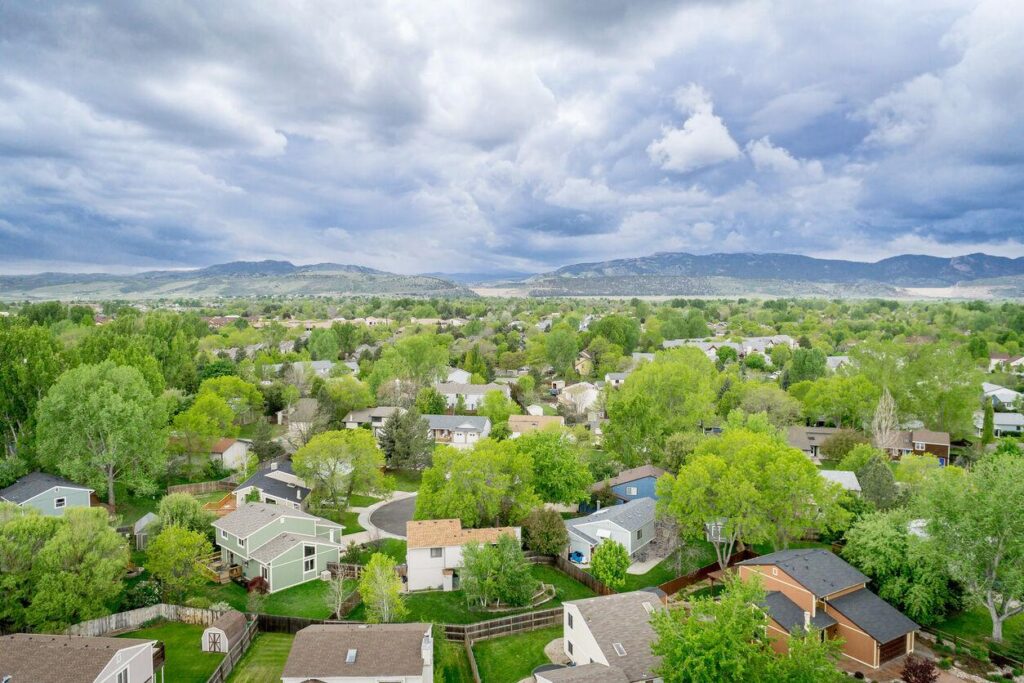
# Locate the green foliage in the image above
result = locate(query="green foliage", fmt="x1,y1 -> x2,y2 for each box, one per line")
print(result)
476,390 -> 521,428
35,361 -> 168,507
156,493 -> 214,533
378,409 -> 434,470
837,443 -> 882,472
293,429 -> 389,513
589,540 -> 630,590
146,525 -> 213,601
785,347 -> 827,384
318,375 -> 373,428
589,315 -> 641,354
172,391 -> 236,473
307,328 -> 340,360
856,455 -> 900,510
359,552 -> 407,623
461,534 -> 535,608
981,401 -> 995,446
198,375 -> 265,421
512,430 -> 592,505
0,324 -> 63,465
367,333 -> 449,392
416,441 -> 539,527
737,384 -> 802,428
820,429 -> 869,461
798,374 -> 879,428
414,386 -> 447,415
522,507 -> 569,556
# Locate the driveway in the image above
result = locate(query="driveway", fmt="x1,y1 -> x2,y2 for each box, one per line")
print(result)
367,494 -> 418,538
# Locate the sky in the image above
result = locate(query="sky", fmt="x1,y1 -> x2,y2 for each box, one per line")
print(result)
1,0 -> 1022,275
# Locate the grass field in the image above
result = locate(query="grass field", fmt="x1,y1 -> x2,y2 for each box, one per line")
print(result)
119,621 -> 223,682
195,579 -> 349,619
387,468 -> 422,492
226,632 -> 294,683
936,607 -> 1024,644
472,626 -> 562,683
347,494 -> 381,508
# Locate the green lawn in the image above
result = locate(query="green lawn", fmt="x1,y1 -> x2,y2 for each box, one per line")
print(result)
619,542 -> 717,593
935,607 -> 1024,645
348,563 -> 594,624
194,579 -> 347,619
472,626 -> 562,683
114,484 -> 162,525
119,621 -> 224,682
344,538 -> 407,565
238,422 -> 287,439
435,639 -> 473,683
386,468 -> 422,492
347,494 -> 381,508
339,510 -> 364,534
227,632 -> 294,683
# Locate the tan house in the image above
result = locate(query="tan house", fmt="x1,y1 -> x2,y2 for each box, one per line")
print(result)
405,519 -> 521,591
508,414 -> 565,438
737,549 -> 918,670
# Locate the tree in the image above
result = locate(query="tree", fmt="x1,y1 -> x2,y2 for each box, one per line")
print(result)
359,552 -> 407,623
981,401 -> 995,447
461,534 -> 535,608
919,452 -> 1024,641
589,315 -> 641,354
857,455 -> 900,510
250,417 -> 285,461
318,375 -> 373,428
326,571 -> 355,619
367,333 -> 449,392
172,391 -> 236,472
842,509 -> 959,624
901,655 -> 939,683
837,443 -> 882,472
198,375 -> 265,422
513,430 -> 592,505
378,409 -> 434,470
156,493 -> 214,533
871,388 -> 900,453
738,384 -> 802,428
522,507 -> 569,556
145,525 -> 213,601
36,362 -> 167,508
820,429 -> 869,462
416,441 -> 539,527
799,375 -> 879,428
786,348 -> 827,384
308,328 -> 340,360
589,540 -> 630,591
0,325 -> 63,462
414,386 -> 447,415
543,324 -> 579,376
477,390 -> 521,429
0,507 -> 62,632
716,345 -> 738,366
293,430 -> 389,513
22,507 -> 129,632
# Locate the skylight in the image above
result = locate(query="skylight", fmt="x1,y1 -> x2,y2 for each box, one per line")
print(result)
613,642 -> 627,656
345,649 -> 357,663
642,601 -> 654,614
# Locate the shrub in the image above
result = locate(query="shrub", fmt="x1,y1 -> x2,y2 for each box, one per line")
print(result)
184,596 -> 211,609
522,507 -> 568,556
122,580 -> 161,609
901,654 -> 939,683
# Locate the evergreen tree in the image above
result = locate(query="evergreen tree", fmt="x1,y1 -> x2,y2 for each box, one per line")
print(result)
379,409 -> 434,470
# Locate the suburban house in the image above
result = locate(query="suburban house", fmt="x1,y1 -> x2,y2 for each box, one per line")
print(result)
209,437 -> 251,471
975,410 -> 1024,437
281,623 -> 433,683
0,472 -> 93,516
989,353 -> 1024,373
884,429 -> 951,464
820,469 -> 862,493
565,498 -> 656,564
786,425 -> 842,461
433,382 -> 510,411
663,335 -> 796,360
737,549 -> 918,670
233,460 -> 311,509
202,610 -> 249,654
574,350 -> 594,376
826,355 -> 851,372
343,406 -> 404,436
591,465 -> 667,505
508,414 -> 565,438
558,382 -> 601,415
276,397 -> 320,433
538,591 -> 664,683
445,367 -> 472,384
631,352 -> 655,365
266,360 -> 336,380
0,633 -> 162,682
423,414 -> 491,448
405,519 -> 521,592
212,503 -> 342,593
983,382 -> 1022,410
604,371 -> 630,388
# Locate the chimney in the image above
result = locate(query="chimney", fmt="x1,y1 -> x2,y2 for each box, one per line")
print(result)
803,611 -> 811,631
270,462 -> 278,471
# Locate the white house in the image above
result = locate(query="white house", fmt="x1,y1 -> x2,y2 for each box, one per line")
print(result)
975,410 -> 1024,437
565,498 -> 656,564
989,353 -> 1024,373
209,438 -> 251,471
445,367 -> 472,384
558,382 -> 601,415
405,519 -> 521,592
604,371 -> 630,389
423,414 -> 490,448
0,633 -> 162,683
433,382 -> 510,411
538,591 -> 664,683
281,624 -> 433,683
983,382 -> 1022,410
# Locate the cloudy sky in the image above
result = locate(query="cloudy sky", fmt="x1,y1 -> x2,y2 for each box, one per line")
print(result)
1,0 -> 1022,275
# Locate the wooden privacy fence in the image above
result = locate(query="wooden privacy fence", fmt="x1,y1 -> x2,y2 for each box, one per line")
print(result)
554,555 -> 614,596
921,626 -> 1024,671
205,619 -> 258,683
326,561 -> 365,580
444,607 -> 563,643
66,604 -> 228,637
167,479 -> 235,496
657,548 -> 759,596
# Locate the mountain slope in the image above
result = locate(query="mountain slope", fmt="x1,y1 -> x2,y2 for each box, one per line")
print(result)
0,261 -> 471,300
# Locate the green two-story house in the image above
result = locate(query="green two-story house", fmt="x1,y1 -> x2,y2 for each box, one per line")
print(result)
0,472 -> 93,516
212,503 -> 343,593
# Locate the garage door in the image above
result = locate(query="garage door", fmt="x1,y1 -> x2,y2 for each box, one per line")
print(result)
879,635 -> 907,663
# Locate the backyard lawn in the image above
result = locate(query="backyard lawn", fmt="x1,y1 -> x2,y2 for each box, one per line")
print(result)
119,621 -> 223,682
473,626 -> 562,683
195,579 -> 349,619
386,468 -> 422,492
348,563 -> 594,624
436,638 -> 474,683
347,494 -> 381,508
226,632 -> 294,683
619,542 -> 717,593
344,538 -> 407,565
936,607 -> 1024,645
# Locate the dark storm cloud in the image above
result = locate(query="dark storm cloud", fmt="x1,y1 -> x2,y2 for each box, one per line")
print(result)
0,0 -> 1022,275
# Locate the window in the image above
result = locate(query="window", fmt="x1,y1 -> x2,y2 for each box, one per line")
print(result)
220,529 -> 227,540
54,497 -> 66,509
116,668 -> 129,683
626,486 -> 638,496
772,568 -> 778,576
261,565 -> 269,581
567,613 -> 573,629
239,537 -> 245,548
430,547 -> 443,558
636,528 -> 643,540
613,642 -> 627,657
914,442 -> 925,451
303,545 -> 316,572
567,640 -> 573,655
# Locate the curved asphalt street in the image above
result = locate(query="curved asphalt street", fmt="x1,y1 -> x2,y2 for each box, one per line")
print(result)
367,494 -> 417,537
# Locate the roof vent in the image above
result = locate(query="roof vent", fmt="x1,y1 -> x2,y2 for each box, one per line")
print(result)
346,648 -> 357,663
613,642 -> 627,656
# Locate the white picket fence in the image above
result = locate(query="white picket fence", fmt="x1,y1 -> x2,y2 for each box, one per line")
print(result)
66,604 -> 227,637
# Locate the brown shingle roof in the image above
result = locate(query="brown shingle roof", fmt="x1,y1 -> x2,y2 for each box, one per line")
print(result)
211,437 -> 237,454
406,519 -> 519,549
281,624 -> 430,678
0,633 -> 154,682
208,610 -> 248,644
508,414 -> 565,434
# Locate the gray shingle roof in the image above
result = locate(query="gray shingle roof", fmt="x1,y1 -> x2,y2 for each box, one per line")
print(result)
234,461 -> 311,502
282,624 -> 430,678
566,591 -> 662,681
0,471 -> 92,504
0,634 -> 154,682
762,591 -> 837,633
737,549 -> 868,598
819,469 -> 861,492
828,588 -> 918,643
248,532 -> 339,563
592,465 -> 667,492
567,498 -> 656,535
423,414 -> 490,432
208,610 -> 249,645
433,382 -> 508,395
212,502 -> 339,538
537,664 -> 630,682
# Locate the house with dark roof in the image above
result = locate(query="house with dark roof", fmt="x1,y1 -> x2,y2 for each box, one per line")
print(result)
232,460 -> 311,510
737,549 -> 918,669
212,503 -> 342,593
566,498 -> 656,564
591,465 -> 667,506
0,471 -> 93,516
281,623 -> 433,682
0,633 -> 162,682
540,591 -> 664,683
886,429 -> 951,464
786,426 -> 842,462
343,405 -> 405,436
423,414 -> 491,448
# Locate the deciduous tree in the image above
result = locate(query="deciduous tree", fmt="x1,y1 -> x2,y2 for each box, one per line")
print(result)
293,430 -> 389,513
359,552 -> 407,623
513,430 -> 592,505
145,525 -> 213,602
589,540 -> 630,591
522,507 -> 569,556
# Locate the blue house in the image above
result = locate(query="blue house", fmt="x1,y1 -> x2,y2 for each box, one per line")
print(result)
584,465 -> 667,512
0,472 -> 94,516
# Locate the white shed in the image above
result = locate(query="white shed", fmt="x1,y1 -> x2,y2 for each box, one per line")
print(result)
202,610 -> 248,653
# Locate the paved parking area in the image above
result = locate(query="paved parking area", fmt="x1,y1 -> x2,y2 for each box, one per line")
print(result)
367,494 -> 417,537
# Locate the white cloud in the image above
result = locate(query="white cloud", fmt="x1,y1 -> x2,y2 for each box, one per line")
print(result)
745,137 -> 824,179
647,85 -> 742,173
